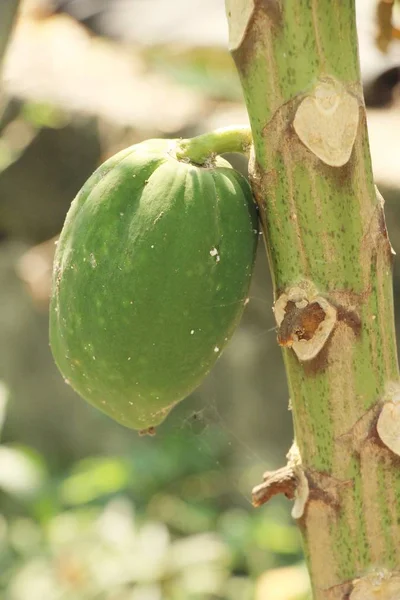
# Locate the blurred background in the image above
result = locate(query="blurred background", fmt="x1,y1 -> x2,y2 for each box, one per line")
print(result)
0,1 -> 399,598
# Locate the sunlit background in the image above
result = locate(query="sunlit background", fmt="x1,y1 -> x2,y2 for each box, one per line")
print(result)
0,1 -> 399,599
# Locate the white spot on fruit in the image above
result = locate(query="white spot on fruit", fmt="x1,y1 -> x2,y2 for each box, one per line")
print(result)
214,346 -> 220,353
225,0 -> 255,50
89,253 -> 97,268
293,77 -> 359,167
153,210 -> 164,225
210,247 -> 220,262
190,330 -> 195,335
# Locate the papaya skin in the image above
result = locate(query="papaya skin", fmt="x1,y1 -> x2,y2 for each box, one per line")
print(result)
50,139 -> 258,430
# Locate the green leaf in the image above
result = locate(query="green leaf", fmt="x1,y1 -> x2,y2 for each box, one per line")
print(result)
60,457 -> 130,506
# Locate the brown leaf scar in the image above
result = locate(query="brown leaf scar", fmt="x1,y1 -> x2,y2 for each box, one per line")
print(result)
274,283 -> 337,361
225,0 -> 255,50
377,382 -> 400,456
293,78 -> 359,167
350,568 -> 400,600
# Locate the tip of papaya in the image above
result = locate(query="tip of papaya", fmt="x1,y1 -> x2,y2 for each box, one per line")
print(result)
139,426 -> 157,437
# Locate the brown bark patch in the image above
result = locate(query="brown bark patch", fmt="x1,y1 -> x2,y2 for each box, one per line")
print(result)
278,301 -> 327,346
252,465 -> 297,507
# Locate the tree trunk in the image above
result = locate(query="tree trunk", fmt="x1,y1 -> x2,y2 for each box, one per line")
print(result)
225,1 -> 400,598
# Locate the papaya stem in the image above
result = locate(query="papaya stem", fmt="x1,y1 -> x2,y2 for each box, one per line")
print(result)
175,125 -> 252,165
226,0 -> 400,597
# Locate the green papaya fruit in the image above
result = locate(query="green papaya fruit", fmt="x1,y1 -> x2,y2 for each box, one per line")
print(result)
50,138 -> 258,431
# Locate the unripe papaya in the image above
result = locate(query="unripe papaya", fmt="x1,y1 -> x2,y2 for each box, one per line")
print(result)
50,138 -> 258,431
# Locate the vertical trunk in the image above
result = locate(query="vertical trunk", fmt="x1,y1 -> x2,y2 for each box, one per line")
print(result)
225,1 -> 400,598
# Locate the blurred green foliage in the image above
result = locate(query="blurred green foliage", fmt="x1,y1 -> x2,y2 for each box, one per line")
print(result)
0,380 -> 305,600
143,47 -> 243,101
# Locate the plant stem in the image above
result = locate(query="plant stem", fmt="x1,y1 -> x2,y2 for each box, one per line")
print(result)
175,125 -> 252,165
0,0 -> 20,70
226,1 -> 400,598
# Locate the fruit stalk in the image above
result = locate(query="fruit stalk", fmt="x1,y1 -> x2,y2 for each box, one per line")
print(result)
175,126 -> 252,165
225,1 -> 400,598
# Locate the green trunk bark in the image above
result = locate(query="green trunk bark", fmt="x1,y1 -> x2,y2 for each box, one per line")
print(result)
225,1 -> 400,598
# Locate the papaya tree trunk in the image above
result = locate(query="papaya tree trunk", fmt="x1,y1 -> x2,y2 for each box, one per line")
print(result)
225,1 -> 400,598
